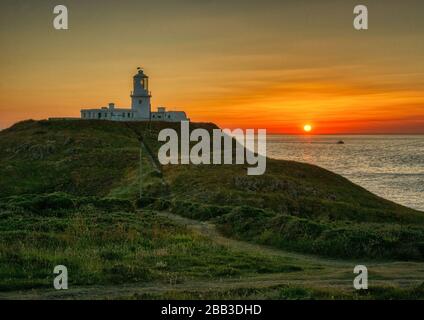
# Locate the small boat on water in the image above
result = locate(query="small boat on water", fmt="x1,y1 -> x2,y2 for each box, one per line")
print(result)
337,140 -> 345,144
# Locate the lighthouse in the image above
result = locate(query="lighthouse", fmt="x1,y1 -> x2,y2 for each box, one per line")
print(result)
80,67 -> 189,122
131,67 -> 151,119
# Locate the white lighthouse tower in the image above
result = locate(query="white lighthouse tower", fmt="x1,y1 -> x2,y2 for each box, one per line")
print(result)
131,67 -> 151,119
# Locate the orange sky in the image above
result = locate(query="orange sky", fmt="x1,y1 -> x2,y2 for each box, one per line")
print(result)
1,0 -> 424,134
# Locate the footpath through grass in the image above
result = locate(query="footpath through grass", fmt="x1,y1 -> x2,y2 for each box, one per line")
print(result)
0,194 -> 303,292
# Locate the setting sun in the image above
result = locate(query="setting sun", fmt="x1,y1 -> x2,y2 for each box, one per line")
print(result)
303,124 -> 312,132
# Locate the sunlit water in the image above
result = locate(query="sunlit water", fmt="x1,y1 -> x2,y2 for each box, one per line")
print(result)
266,135 -> 424,212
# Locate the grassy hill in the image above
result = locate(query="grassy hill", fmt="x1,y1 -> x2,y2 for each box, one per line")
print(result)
1,119 -> 424,298
162,163 -> 424,260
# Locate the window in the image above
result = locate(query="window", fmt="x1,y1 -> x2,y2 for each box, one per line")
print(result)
141,78 -> 148,90
128,113 -> 131,118
139,99 -> 142,104
98,113 -> 101,119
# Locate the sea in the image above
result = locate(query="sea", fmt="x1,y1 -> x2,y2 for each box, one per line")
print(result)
266,135 -> 424,212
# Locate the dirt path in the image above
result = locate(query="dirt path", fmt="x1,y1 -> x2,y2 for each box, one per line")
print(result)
157,212 -> 356,267
1,211 -> 423,300
157,211 -> 424,278
2,274 -> 421,300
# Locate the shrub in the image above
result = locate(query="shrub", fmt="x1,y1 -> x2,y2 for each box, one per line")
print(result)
85,197 -> 134,212
143,181 -> 170,198
6,192 -> 75,214
170,200 -> 232,220
151,199 -> 171,211
135,196 -> 157,208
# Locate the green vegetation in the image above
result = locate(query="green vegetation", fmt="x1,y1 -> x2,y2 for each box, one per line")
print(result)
0,193 -> 301,292
159,161 -> 424,260
1,119 -> 424,299
0,120 -> 140,197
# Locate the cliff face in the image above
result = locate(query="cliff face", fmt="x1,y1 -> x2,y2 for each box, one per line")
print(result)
1,119 -> 424,260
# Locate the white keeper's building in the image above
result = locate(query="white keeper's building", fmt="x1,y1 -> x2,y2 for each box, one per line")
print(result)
81,68 -> 189,122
